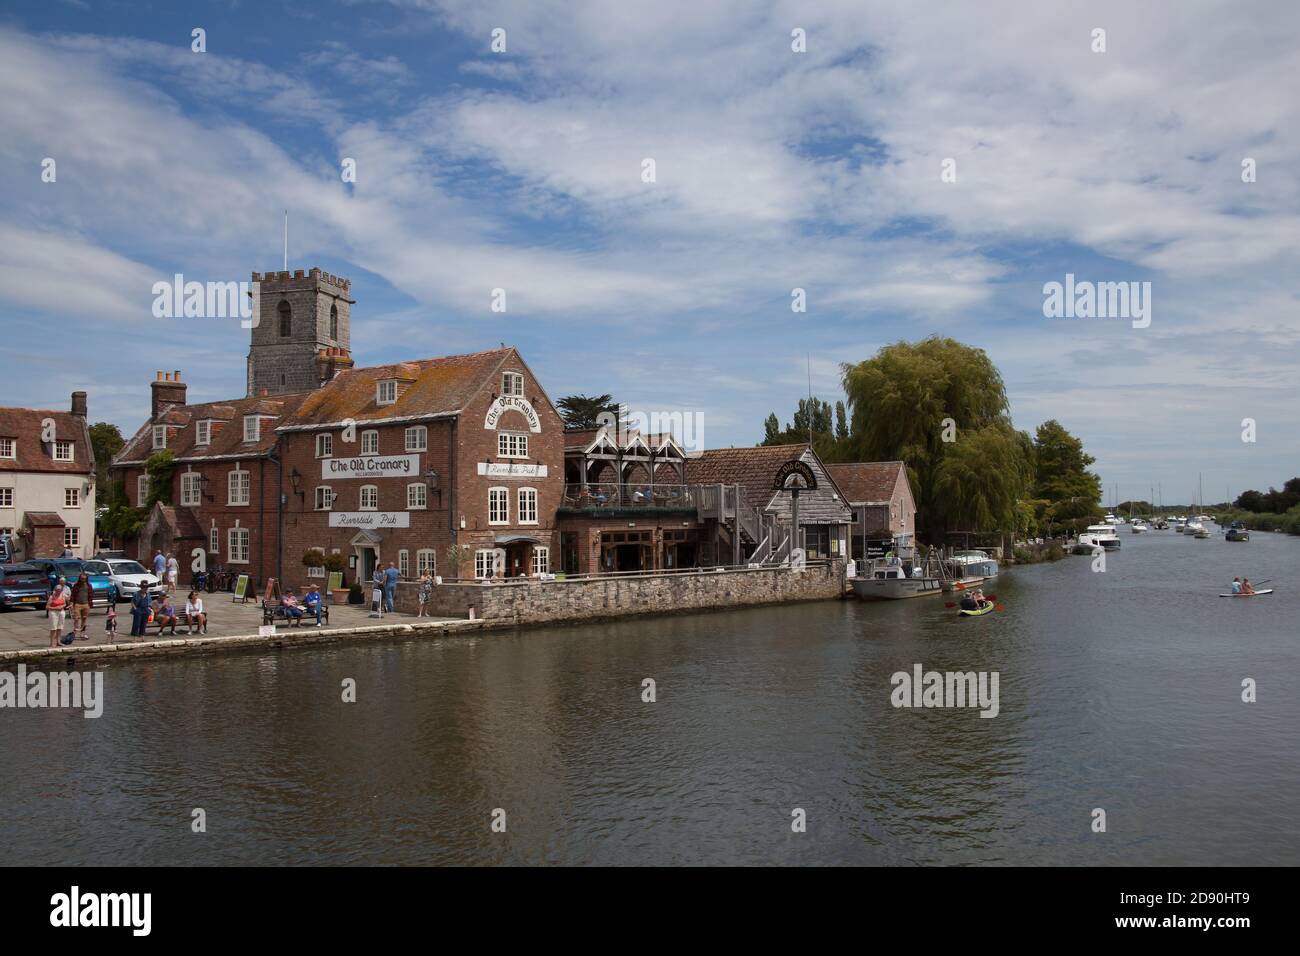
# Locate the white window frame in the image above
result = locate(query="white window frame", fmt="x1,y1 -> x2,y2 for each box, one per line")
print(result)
498,432 -> 528,459
488,487 -> 509,525
0,488 -> 13,508
531,546 -> 549,575
64,527 -> 79,548
360,485 -> 379,511
475,549 -> 496,579
195,420 -> 211,446
64,487 -> 81,508
0,438 -> 14,459
361,430 -> 379,455
377,380 -> 398,406
228,527 -> 250,564
180,473 -> 201,507
53,440 -> 74,462
152,425 -> 167,450
398,549 -> 410,578
406,482 -> 427,510
137,475 -> 150,504
417,549 -> 436,576
502,371 -> 524,397
209,526 -> 220,554
314,486 -> 334,511
517,487 -> 538,525
228,469 -> 251,506
405,426 -> 427,452
316,433 -> 333,458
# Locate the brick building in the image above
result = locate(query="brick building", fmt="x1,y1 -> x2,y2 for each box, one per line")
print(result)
823,460 -> 917,561
0,393 -> 96,561
274,346 -> 564,590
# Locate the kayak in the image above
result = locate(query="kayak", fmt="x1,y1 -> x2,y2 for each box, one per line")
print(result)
958,603 -> 996,616
1217,589 -> 1274,597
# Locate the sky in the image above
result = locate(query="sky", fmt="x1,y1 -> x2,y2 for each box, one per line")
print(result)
1,0 -> 1297,506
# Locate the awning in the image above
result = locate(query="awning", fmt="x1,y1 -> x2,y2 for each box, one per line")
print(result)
350,530 -> 385,546
495,534 -> 542,545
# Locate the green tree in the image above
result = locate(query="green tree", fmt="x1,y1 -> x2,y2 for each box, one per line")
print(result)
1032,420 -> 1101,501
557,394 -> 619,430
841,336 -> 1027,541
762,413 -> 781,444
835,401 -> 849,442
143,450 -> 177,507
88,422 -> 124,491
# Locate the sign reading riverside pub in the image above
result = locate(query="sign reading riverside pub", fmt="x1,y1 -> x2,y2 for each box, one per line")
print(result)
322,454 -> 419,480
484,396 -> 541,432
328,512 -> 411,529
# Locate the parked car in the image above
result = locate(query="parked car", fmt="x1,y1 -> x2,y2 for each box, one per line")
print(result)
94,557 -> 165,603
26,558 -> 118,606
0,563 -> 51,610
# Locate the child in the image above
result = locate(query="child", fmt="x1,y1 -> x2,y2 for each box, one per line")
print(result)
105,605 -> 118,641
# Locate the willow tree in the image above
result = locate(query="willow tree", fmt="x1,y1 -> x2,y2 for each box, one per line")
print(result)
841,337 -> 1030,542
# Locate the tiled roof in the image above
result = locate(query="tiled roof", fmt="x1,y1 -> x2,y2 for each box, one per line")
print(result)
114,392 -> 314,467
0,407 -> 92,475
279,348 -> 516,429
685,443 -> 812,504
154,504 -> 206,540
23,511 -> 65,527
824,462 -> 906,505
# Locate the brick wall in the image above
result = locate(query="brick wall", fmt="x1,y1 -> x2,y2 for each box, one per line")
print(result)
392,560 -> 846,625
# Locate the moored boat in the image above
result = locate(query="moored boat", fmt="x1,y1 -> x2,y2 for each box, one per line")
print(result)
851,561 -> 944,600
1083,524 -> 1121,550
1225,522 -> 1250,542
941,549 -> 999,590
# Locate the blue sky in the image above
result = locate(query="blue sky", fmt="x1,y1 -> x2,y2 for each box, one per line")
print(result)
2,0 -> 1298,505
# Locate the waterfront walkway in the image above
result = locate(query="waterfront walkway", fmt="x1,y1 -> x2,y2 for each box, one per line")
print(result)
0,600 -> 481,667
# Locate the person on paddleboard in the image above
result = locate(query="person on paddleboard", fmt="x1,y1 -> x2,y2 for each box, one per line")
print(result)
1241,578 -> 1255,595
1231,577 -> 1242,594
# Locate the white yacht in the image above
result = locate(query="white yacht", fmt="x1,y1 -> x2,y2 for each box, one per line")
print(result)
1103,513 -> 1119,525
1130,520 -> 1149,534
942,549 -> 1000,590
1083,523 -> 1121,550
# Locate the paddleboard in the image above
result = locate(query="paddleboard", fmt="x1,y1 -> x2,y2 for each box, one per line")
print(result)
1217,589 -> 1273,597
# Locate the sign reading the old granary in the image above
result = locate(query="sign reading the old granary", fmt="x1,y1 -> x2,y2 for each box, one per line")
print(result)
484,396 -> 541,432
773,459 -> 817,491
322,454 -> 420,480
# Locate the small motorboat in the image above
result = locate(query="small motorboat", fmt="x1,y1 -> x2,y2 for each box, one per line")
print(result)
1225,522 -> 1250,542
958,601 -> 996,617
1130,520 -> 1149,534
1217,589 -> 1273,597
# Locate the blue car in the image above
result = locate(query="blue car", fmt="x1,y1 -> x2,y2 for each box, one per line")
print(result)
0,563 -> 51,610
26,558 -> 118,606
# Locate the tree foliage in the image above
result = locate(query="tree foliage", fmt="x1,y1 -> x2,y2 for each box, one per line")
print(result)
88,422 -> 124,490
557,394 -> 619,430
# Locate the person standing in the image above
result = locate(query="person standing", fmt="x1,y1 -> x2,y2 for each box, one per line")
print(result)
152,550 -> 166,580
129,582 -> 152,638
69,571 -> 94,641
416,570 -> 434,618
165,553 -> 179,595
371,565 -> 386,616
47,577 -> 69,648
382,561 -> 400,613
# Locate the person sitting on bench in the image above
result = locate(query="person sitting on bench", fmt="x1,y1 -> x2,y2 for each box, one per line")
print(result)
153,595 -> 179,635
185,591 -> 207,635
302,585 -> 323,627
282,590 -> 305,624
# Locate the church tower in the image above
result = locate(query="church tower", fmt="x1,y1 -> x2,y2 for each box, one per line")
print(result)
247,268 -> 355,396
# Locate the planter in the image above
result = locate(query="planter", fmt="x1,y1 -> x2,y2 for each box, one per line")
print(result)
331,589 -> 350,605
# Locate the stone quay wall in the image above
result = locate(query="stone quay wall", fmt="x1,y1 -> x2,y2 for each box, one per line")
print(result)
394,561 -> 846,626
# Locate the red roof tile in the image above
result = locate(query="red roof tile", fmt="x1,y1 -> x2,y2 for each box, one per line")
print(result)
685,443 -> 812,504
824,462 -> 906,505
113,392 -> 314,467
0,407 -> 93,475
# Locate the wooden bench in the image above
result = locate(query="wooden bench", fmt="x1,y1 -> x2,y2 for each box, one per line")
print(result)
149,607 -> 208,635
261,601 -> 330,627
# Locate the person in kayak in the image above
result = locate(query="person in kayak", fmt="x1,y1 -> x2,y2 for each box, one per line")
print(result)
1231,577 -> 1242,594
959,592 -> 978,611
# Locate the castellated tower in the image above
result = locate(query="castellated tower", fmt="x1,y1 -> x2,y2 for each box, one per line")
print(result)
247,268 -> 355,396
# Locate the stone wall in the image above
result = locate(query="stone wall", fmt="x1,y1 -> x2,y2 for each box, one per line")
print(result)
394,560 -> 845,626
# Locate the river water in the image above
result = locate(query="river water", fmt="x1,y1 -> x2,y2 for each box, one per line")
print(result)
3,526 -> 1297,865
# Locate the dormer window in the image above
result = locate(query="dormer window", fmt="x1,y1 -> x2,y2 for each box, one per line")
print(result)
196,420 -> 211,446
53,440 -> 74,462
377,380 -> 398,405
502,372 -> 524,397
243,415 -> 261,442
152,425 -> 167,450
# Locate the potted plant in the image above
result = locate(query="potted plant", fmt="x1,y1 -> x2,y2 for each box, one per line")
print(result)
445,543 -> 470,582
347,582 -> 364,605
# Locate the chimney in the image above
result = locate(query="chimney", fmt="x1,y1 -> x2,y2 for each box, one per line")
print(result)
316,347 -> 354,386
151,370 -> 188,419
70,391 -> 87,418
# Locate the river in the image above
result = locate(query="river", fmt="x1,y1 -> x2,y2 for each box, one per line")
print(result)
3,526 -> 1297,865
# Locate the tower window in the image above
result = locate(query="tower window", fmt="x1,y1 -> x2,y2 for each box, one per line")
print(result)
329,304 -> 339,341
278,300 -> 292,337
